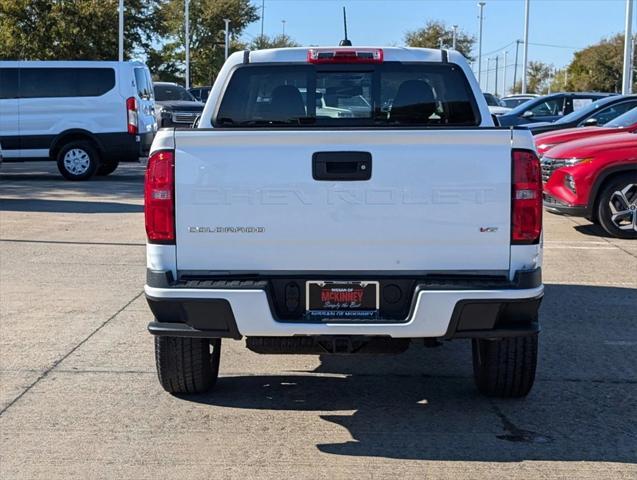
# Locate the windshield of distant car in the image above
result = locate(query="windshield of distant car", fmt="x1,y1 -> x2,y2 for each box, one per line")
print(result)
501,97 -> 532,108
154,84 -> 197,102
554,97 -> 615,124
483,93 -> 502,107
604,107 -> 637,128
506,97 -> 549,115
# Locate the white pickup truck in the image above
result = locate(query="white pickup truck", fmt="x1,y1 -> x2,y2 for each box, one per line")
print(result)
144,47 -> 544,398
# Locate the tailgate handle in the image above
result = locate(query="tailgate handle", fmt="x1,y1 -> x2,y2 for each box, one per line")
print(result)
312,151 -> 372,181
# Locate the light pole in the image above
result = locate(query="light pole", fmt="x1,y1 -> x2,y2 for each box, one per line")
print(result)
486,57 -> 491,92
282,19 -> 286,36
118,0 -> 124,61
224,19 -> 231,60
622,0 -> 634,94
477,2 -> 486,87
493,55 -> 500,95
452,25 -> 458,50
513,39 -> 521,91
185,0 -> 190,89
260,0 -> 265,38
522,0 -> 530,94
503,50 -> 508,96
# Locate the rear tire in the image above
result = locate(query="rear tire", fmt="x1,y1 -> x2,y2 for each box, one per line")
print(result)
596,174 -> 637,239
56,141 -> 99,181
155,337 -> 221,394
96,160 -> 119,176
472,334 -> 538,398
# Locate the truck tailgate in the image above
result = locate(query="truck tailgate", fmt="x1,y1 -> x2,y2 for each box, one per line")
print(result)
174,129 -> 512,272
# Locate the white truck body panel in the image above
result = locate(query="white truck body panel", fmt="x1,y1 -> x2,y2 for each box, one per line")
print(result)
173,128 -> 519,272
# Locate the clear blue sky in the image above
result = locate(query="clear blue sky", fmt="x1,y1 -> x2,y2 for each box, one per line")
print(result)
242,0 -> 633,93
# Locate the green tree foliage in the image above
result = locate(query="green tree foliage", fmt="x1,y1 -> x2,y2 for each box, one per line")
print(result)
249,34 -> 300,50
564,33 -> 634,93
156,0 -> 258,85
509,61 -> 554,94
527,61 -> 553,94
404,20 -> 475,60
0,0 -> 161,60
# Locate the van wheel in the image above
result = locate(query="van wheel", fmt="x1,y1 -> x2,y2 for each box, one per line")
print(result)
96,160 -> 120,176
155,337 -> 221,394
596,175 -> 637,239
472,334 -> 538,398
56,141 -> 99,181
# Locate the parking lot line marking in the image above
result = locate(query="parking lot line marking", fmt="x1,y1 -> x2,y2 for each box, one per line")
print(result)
0,291 -> 144,418
0,238 -> 144,247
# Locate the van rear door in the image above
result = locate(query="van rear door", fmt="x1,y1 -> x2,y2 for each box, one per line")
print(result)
132,66 -> 157,139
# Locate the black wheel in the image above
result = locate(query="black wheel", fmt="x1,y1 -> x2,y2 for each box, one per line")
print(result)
596,174 -> 637,239
96,160 -> 119,176
55,141 -> 99,181
472,334 -> 538,398
155,337 -> 221,394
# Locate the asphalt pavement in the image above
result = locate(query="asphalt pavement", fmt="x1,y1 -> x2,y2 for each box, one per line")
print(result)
1,161 -> 636,479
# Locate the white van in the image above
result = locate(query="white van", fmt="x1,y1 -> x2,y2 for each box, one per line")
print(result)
0,61 -> 157,180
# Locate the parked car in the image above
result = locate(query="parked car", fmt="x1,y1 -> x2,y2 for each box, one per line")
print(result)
501,94 -> 539,108
0,61 -> 156,180
145,46 -> 544,399
484,93 -> 511,115
527,95 -> 635,135
188,86 -> 211,103
497,92 -> 615,127
542,132 -> 636,238
153,82 -> 204,128
535,107 -> 637,156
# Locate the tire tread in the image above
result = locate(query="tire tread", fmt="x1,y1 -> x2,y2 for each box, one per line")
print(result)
155,336 -> 220,394
472,334 -> 537,398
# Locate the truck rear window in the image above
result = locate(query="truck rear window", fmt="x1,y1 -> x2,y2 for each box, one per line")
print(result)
214,63 -> 480,127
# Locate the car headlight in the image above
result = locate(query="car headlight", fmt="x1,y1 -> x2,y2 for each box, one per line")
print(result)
564,157 -> 593,166
159,108 -> 172,118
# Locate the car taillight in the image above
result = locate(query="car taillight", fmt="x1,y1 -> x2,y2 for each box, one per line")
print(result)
512,149 -> 542,244
126,97 -> 138,135
145,150 -> 175,244
307,48 -> 383,64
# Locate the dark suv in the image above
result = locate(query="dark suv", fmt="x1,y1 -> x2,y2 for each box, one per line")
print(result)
153,82 -> 204,128
497,92 -> 615,127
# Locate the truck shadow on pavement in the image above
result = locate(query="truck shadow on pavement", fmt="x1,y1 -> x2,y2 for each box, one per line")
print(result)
185,283 -> 637,463
0,198 -> 143,214
0,162 -> 144,213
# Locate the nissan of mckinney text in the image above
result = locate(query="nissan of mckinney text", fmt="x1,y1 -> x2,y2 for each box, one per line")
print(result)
144,47 -> 544,398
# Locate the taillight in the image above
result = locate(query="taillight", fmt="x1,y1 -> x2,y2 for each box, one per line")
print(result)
145,150 -> 175,244
307,48 -> 383,64
512,149 -> 542,244
126,97 -> 138,135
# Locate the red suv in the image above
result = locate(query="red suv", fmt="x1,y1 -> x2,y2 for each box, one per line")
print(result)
536,107 -> 637,157
542,132 -> 637,238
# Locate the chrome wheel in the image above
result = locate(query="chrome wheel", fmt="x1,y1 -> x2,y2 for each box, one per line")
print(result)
609,183 -> 637,232
63,148 -> 91,175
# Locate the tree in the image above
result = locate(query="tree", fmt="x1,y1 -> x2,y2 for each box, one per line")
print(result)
509,61 -> 553,94
249,34 -> 300,50
404,20 -> 475,60
527,61 -> 553,94
156,0 -> 258,86
0,0 -> 161,60
564,33 -> 634,93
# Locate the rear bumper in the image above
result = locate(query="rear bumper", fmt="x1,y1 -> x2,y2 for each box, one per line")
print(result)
99,131 -> 154,162
145,278 -> 543,340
